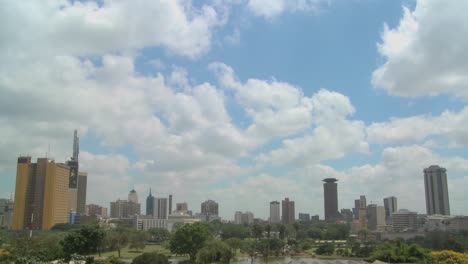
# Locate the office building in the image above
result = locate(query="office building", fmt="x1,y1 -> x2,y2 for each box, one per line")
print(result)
311,215 -> 320,222
154,197 -> 168,219
353,199 -> 360,220
77,172 -> 87,215
0,198 -> 14,228
67,130 -> 79,189
269,201 -> 280,224
86,204 -> 107,217
169,194 -> 173,214
340,208 -> 353,223
200,200 -> 219,221
323,178 -> 339,222
383,196 -> 397,223
146,189 -> 154,216
367,204 -> 385,230
234,211 -> 242,224
392,209 -> 418,232
176,202 -> 188,212
110,195 -> 141,219
424,165 -> 450,215
281,198 -> 295,224
128,189 -> 138,204
234,211 -> 254,225
298,213 -> 310,222
12,157 -> 69,230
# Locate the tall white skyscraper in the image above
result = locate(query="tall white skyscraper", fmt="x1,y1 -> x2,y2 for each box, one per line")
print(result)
154,197 -> 168,219
128,189 -> 138,204
269,201 -> 280,223
424,165 -> 450,215
234,211 -> 242,224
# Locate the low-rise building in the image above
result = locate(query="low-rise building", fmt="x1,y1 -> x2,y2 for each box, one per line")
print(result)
392,209 -> 418,232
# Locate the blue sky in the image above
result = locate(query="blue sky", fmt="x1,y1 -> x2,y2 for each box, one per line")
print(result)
1,0 -> 467,219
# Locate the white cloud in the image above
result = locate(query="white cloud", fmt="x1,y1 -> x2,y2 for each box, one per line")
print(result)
247,0 -> 327,18
367,107 -> 468,147
372,0 -> 468,99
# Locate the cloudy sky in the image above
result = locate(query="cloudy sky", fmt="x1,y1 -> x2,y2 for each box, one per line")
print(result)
1,0 -> 467,220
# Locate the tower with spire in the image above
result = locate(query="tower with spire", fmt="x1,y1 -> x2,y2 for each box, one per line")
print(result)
146,189 -> 154,216
67,130 -> 79,188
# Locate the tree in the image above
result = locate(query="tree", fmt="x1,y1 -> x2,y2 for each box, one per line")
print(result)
292,222 -> 300,239
431,250 -> 468,264
251,224 -> 263,240
265,224 -> 272,239
61,224 -> 105,259
225,237 -> 243,256
196,240 -> 233,264
106,227 -> 130,258
220,224 -> 250,240
315,242 -> 335,256
307,227 -> 322,239
148,228 -> 170,243
169,223 -> 212,261
129,231 -> 148,252
369,240 -> 431,263
131,252 -> 169,264
278,224 -> 286,240
241,239 -> 258,264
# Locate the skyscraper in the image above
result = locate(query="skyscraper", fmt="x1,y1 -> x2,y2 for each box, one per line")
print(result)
154,197 -> 168,219
201,200 -> 219,216
128,189 -> 138,204
383,196 -> 397,222
424,165 -> 450,215
12,157 -> 69,230
281,198 -> 295,224
146,189 -> 154,216
366,204 -> 385,230
169,194 -> 173,214
77,172 -> 87,215
67,130 -> 79,189
323,178 -> 339,222
269,201 -> 280,224
353,199 -> 360,219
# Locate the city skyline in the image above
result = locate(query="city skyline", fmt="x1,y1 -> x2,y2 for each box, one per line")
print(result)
1,0 -> 468,219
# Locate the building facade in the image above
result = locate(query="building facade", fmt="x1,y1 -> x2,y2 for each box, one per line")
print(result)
154,197 -> 168,219
269,201 -> 280,224
323,178 -> 339,222
383,196 -> 397,223
200,200 -> 219,221
0,198 -> 14,229
77,172 -> 87,215
392,209 -> 418,232
146,189 -> 154,216
424,165 -> 450,215
128,189 -> 138,204
86,204 -> 107,217
298,213 -> 310,222
110,198 -> 141,219
367,204 -> 385,230
281,198 -> 295,224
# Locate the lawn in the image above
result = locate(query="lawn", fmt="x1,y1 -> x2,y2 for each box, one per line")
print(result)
95,244 -> 173,259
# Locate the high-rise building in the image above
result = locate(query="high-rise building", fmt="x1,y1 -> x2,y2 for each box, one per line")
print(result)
367,204 -> 385,230
169,194 -> 173,214
234,211 -> 242,224
146,189 -> 154,216
110,198 -> 141,219
86,204 -> 107,217
358,195 -> 367,229
392,209 -> 418,231
424,165 -> 450,215
323,178 -> 339,222
201,200 -> 219,216
154,197 -> 168,219
340,209 -> 353,223
67,130 -> 79,189
269,201 -> 280,224
298,213 -> 310,222
281,198 -> 295,224
77,172 -> 87,215
12,157 -> 69,230
241,211 -> 254,225
359,195 -> 367,208
383,196 -> 397,223
128,189 -> 138,204
353,199 -> 360,220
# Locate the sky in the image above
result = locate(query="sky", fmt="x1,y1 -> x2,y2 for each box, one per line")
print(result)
1,0 -> 468,220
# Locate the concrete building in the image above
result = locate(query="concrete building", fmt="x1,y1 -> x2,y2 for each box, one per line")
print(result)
146,189 -> 154,216
425,215 -> 468,232
154,197 -> 168,219
234,211 -> 242,224
0,199 -> 14,229
77,172 -> 87,216
234,211 -> 254,225
86,204 -> 107,217
269,201 -> 280,224
128,189 -> 138,204
168,194 -> 173,215
176,202 -> 188,211
367,204 -> 385,230
12,157 -> 70,230
110,198 -> 141,219
281,198 -> 295,224
200,200 -> 219,221
323,178 -> 339,222
353,199 -> 360,220
383,196 -> 397,223
340,209 -> 353,223
424,165 -> 450,215
311,215 -> 320,222
392,209 -> 418,232
298,213 -> 310,222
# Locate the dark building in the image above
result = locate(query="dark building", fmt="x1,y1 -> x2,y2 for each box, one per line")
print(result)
77,172 -> 87,215
424,165 -> 450,215
146,189 -> 154,216
311,215 -> 320,222
298,213 -> 310,222
353,199 -> 360,219
201,200 -> 219,216
281,197 -> 295,224
340,208 -> 353,223
323,178 -> 339,222
169,194 -> 173,214
67,130 -> 79,188
383,196 -> 397,222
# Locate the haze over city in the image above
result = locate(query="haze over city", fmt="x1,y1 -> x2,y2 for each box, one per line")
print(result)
1,0 -> 468,220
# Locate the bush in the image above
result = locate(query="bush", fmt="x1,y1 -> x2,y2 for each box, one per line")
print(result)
315,242 -> 335,255
431,250 -> 468,264
131,252 -> 169,264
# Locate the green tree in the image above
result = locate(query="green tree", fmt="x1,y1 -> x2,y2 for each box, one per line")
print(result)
60,224 -> 105,259
225,237 -> 242,256
148,228 -> 170,243
220,224 -> 250,240
307,227 -> 322,239
169,223 -> 212,261
129,230 -> 148,252
196,240 -> 234,264
278,224 -> 286,240
131,252 -> 169,264
292,222 -> 300,239
106,227 -> 129,258
251,224 -> 263,240
241,239 -> 258,264
315,242 -> 335,256
369,240 -> 431,263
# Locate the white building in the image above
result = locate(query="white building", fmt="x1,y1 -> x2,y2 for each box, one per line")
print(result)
269,201 -> 280,224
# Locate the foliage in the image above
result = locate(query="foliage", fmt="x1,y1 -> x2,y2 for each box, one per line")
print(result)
196,240 -> 233,264
131,251 -> 169,264
128,231 -> 148,252
169,223 -> 212,261
148,228 -> 170,243
220,224 -> 250,240
241,239 -> 257,263
103,256 -> 126,264
251,224 -> 263,239
61,224 -> 105,259
105,226 -> 129,258
431,250 -> 468,264
368,240 -> 431,263
315,242 -> 335,255
350,241 -> 376,258
8,232 -> 65,261
278,224 -> 286,240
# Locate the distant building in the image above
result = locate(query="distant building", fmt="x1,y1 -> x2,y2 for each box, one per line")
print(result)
176,202 -> 188,212
234,211 -> 254,225
128,189 -> 138,204
298,213 -> 310,222
383,196 -> 397,224
234,211 -> 242,224
367,204 -> 385,230
424,165 -> 450,215
168,194 -> 173,215
154,197 -> 168,219
86,204 -> 107,217
110,196 -> 141,219
392,209 -> 418,232
311,215 -> 320,222
269,201 -> 280,224
340,209 -> 353,223
323,178 -> 339,222
0,198 -> 14,228
281,198 -> 295,224
77,172 -> 87,216
146,189 -> 154,216
353,199 -> 360,220
200,200 -> 219,222
425,215 -> 468,232
12,157 -> 69,230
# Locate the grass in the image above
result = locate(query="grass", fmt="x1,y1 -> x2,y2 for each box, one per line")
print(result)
95,244 -> 173,259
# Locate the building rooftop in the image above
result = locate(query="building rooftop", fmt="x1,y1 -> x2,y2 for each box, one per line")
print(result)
323,178 -> 338,183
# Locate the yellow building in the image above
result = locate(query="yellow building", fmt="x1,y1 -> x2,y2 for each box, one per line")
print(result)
12,157 -> 69,230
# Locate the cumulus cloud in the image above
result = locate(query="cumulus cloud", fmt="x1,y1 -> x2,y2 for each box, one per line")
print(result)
372,0 -> 468,99
367,107 -> 468,147
247,0 -> 328,18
